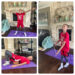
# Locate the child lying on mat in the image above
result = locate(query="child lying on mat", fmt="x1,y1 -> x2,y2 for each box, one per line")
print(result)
3,50 -> 33,67
5,8 -> 35,36
55,24 -> 70,71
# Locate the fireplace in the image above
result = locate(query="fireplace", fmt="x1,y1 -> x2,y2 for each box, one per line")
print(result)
13,13 -> 17,21
59,29 -> 72,41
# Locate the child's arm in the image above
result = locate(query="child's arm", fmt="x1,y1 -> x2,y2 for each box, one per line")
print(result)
23,8 -> 36,13
11,62 -> 27,67
55,33 -> 61,46
56,41 -> 66,55
10,10 -> 17,13
54,40 -> 60,46
4,10 -> 17,13
4,9 -> 10,12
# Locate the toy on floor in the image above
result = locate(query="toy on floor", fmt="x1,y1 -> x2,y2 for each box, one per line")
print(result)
2,19 -> 10,35
3,50 -> 33,68
5,8 -> 36,37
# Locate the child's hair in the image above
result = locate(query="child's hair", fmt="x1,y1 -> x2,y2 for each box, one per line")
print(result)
19,9 -> 23,11
27,56 -> 33,60
63,24 -> 69,28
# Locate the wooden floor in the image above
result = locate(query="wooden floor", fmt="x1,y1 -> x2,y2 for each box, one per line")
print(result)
2,57 -> 37,73
2,26 -> 37,37
39,50 -> 73,73
2,67 -> 36,73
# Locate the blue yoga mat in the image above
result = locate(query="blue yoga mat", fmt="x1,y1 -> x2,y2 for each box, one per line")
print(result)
45,48 -> 73,65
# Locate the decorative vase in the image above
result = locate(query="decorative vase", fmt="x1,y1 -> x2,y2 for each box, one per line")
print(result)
14,2 -> 16,7
65,16 -> 69,21
19,2 -> 21,7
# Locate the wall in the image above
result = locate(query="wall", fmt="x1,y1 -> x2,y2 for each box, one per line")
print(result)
39,2 -> 74,49
2,2 -> 5,14
2,2 -> 31,27
2,38 -> 37,56
2,38 -> 15,56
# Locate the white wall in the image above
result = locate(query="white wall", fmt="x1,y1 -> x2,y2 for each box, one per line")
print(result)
39,2 -> 74,49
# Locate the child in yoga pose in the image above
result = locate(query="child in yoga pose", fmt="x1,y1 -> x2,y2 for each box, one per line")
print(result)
5,8 -> 35,36
55,24 -> 69,71
3,50 -> 33,67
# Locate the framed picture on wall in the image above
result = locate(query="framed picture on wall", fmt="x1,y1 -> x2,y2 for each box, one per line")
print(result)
39,11 -> 48,26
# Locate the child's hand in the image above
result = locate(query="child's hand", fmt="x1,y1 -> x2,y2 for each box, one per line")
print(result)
32,7 -> 36,10
11,65 -> 17,67
56,50 -> 59,55
56,52 -> 58,55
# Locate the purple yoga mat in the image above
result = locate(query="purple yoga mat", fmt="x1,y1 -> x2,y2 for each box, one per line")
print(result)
2,59 -> 36,70
45,48 -> 73,65
7,30 -> 37,37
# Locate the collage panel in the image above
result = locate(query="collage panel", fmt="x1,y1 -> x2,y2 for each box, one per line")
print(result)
2,1 -> 37,37
38,1 -> 74,73
1,38 -> 37,73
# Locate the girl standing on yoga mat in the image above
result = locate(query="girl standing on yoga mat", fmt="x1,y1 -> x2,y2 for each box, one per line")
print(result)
3,50 -> 33,67
5,8 -> 35,36
55,24 -> 69,71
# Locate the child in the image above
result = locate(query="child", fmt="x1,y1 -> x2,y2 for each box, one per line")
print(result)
5,8 -> 35,36
3,50 -> 33,67
55,24 -> 69,71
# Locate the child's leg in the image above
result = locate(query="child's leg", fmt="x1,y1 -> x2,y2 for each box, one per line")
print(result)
21,22 -> 26,36
21,22 -> 24,28
64,56 -> 68,62
64,56 -> 69,68
14,21 -> 20,35
14,27 -> 19,35
23,28 -> 27,36
61,55 -> 64,63
5,50 -> 12,61
3,50 -> 12,66
58,55 -> 64,71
